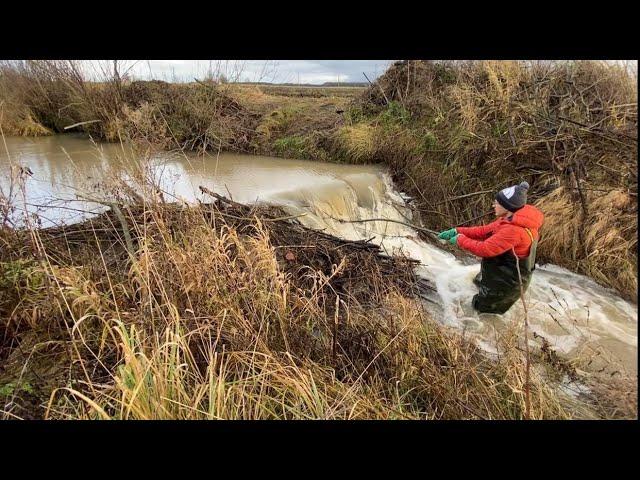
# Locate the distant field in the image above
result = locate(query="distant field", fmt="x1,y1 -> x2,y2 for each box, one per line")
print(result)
225,83 -> 357,118
239,83 -> 366,98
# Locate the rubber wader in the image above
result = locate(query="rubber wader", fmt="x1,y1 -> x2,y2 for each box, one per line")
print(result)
472,228 -> 538,314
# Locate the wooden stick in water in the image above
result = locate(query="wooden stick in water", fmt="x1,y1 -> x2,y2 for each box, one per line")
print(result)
332,216 -> 440,237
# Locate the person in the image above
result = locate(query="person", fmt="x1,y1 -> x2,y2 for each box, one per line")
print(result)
437,181 -> 544,314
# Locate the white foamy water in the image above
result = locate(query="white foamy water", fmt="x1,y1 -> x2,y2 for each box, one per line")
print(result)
1,135 -> 637,374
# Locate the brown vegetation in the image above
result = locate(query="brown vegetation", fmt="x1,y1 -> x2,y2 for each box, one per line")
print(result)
336,60 -> 638,301
0,186 -> 606,419
1,60 -> 635,298
0,61 -> 636,420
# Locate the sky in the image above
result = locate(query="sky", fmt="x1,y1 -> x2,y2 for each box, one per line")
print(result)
81,60 -> 395,84
65,60 -> 638,85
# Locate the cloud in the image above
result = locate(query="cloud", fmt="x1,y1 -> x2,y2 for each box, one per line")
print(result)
81,60 -> 394,84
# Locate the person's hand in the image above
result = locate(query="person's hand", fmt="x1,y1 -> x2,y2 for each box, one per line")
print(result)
449,233 -> 467,246
438,228 -> 457,240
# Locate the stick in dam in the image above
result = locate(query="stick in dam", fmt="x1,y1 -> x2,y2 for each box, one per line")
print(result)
332,216 -> 440,237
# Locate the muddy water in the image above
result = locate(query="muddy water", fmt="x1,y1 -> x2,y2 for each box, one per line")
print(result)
1,135 -> 637,375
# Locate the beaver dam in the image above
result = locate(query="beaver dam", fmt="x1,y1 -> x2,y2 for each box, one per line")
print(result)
0,135 -> 636,419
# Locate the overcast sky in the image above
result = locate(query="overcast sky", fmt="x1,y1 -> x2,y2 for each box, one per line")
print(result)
82,60 -> 394,84
68,60 -> 638,84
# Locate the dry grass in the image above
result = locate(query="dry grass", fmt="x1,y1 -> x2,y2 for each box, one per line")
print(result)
536,186 -> 637,301
335,124 -> 377,162
0,60 -> 121,137
0,62 -> 636,419
0,161 -> 602,420
1,60 -> 636,300
254,84 -> 364,98
0,64 -> 355,160
254,105 -> 303,144
0,62 -> 261,153
0,106 -> 52,137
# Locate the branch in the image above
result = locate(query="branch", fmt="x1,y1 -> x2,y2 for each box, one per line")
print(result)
64,119 -> 102,130
557,115 -> 638,142
434,190 -> 493,206
198,185 -> 245,209
363,72 -> 390,105
331,216 -> 439,236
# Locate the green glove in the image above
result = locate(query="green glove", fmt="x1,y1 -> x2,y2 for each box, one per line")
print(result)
438,228 -> 457,240
449,234 -> 459,245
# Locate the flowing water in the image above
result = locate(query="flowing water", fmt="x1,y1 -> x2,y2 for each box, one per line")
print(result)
1,134 -> 637,376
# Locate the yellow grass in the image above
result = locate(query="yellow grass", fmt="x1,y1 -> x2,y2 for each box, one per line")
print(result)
337,124 -> 377,162
536,187 -> 638,301
0,176 -> 597,419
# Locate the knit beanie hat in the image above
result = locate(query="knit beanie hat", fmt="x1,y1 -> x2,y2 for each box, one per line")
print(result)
495,181 -> 529,212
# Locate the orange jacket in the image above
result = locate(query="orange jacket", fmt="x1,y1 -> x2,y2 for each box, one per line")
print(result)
456,204 -> 544,259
